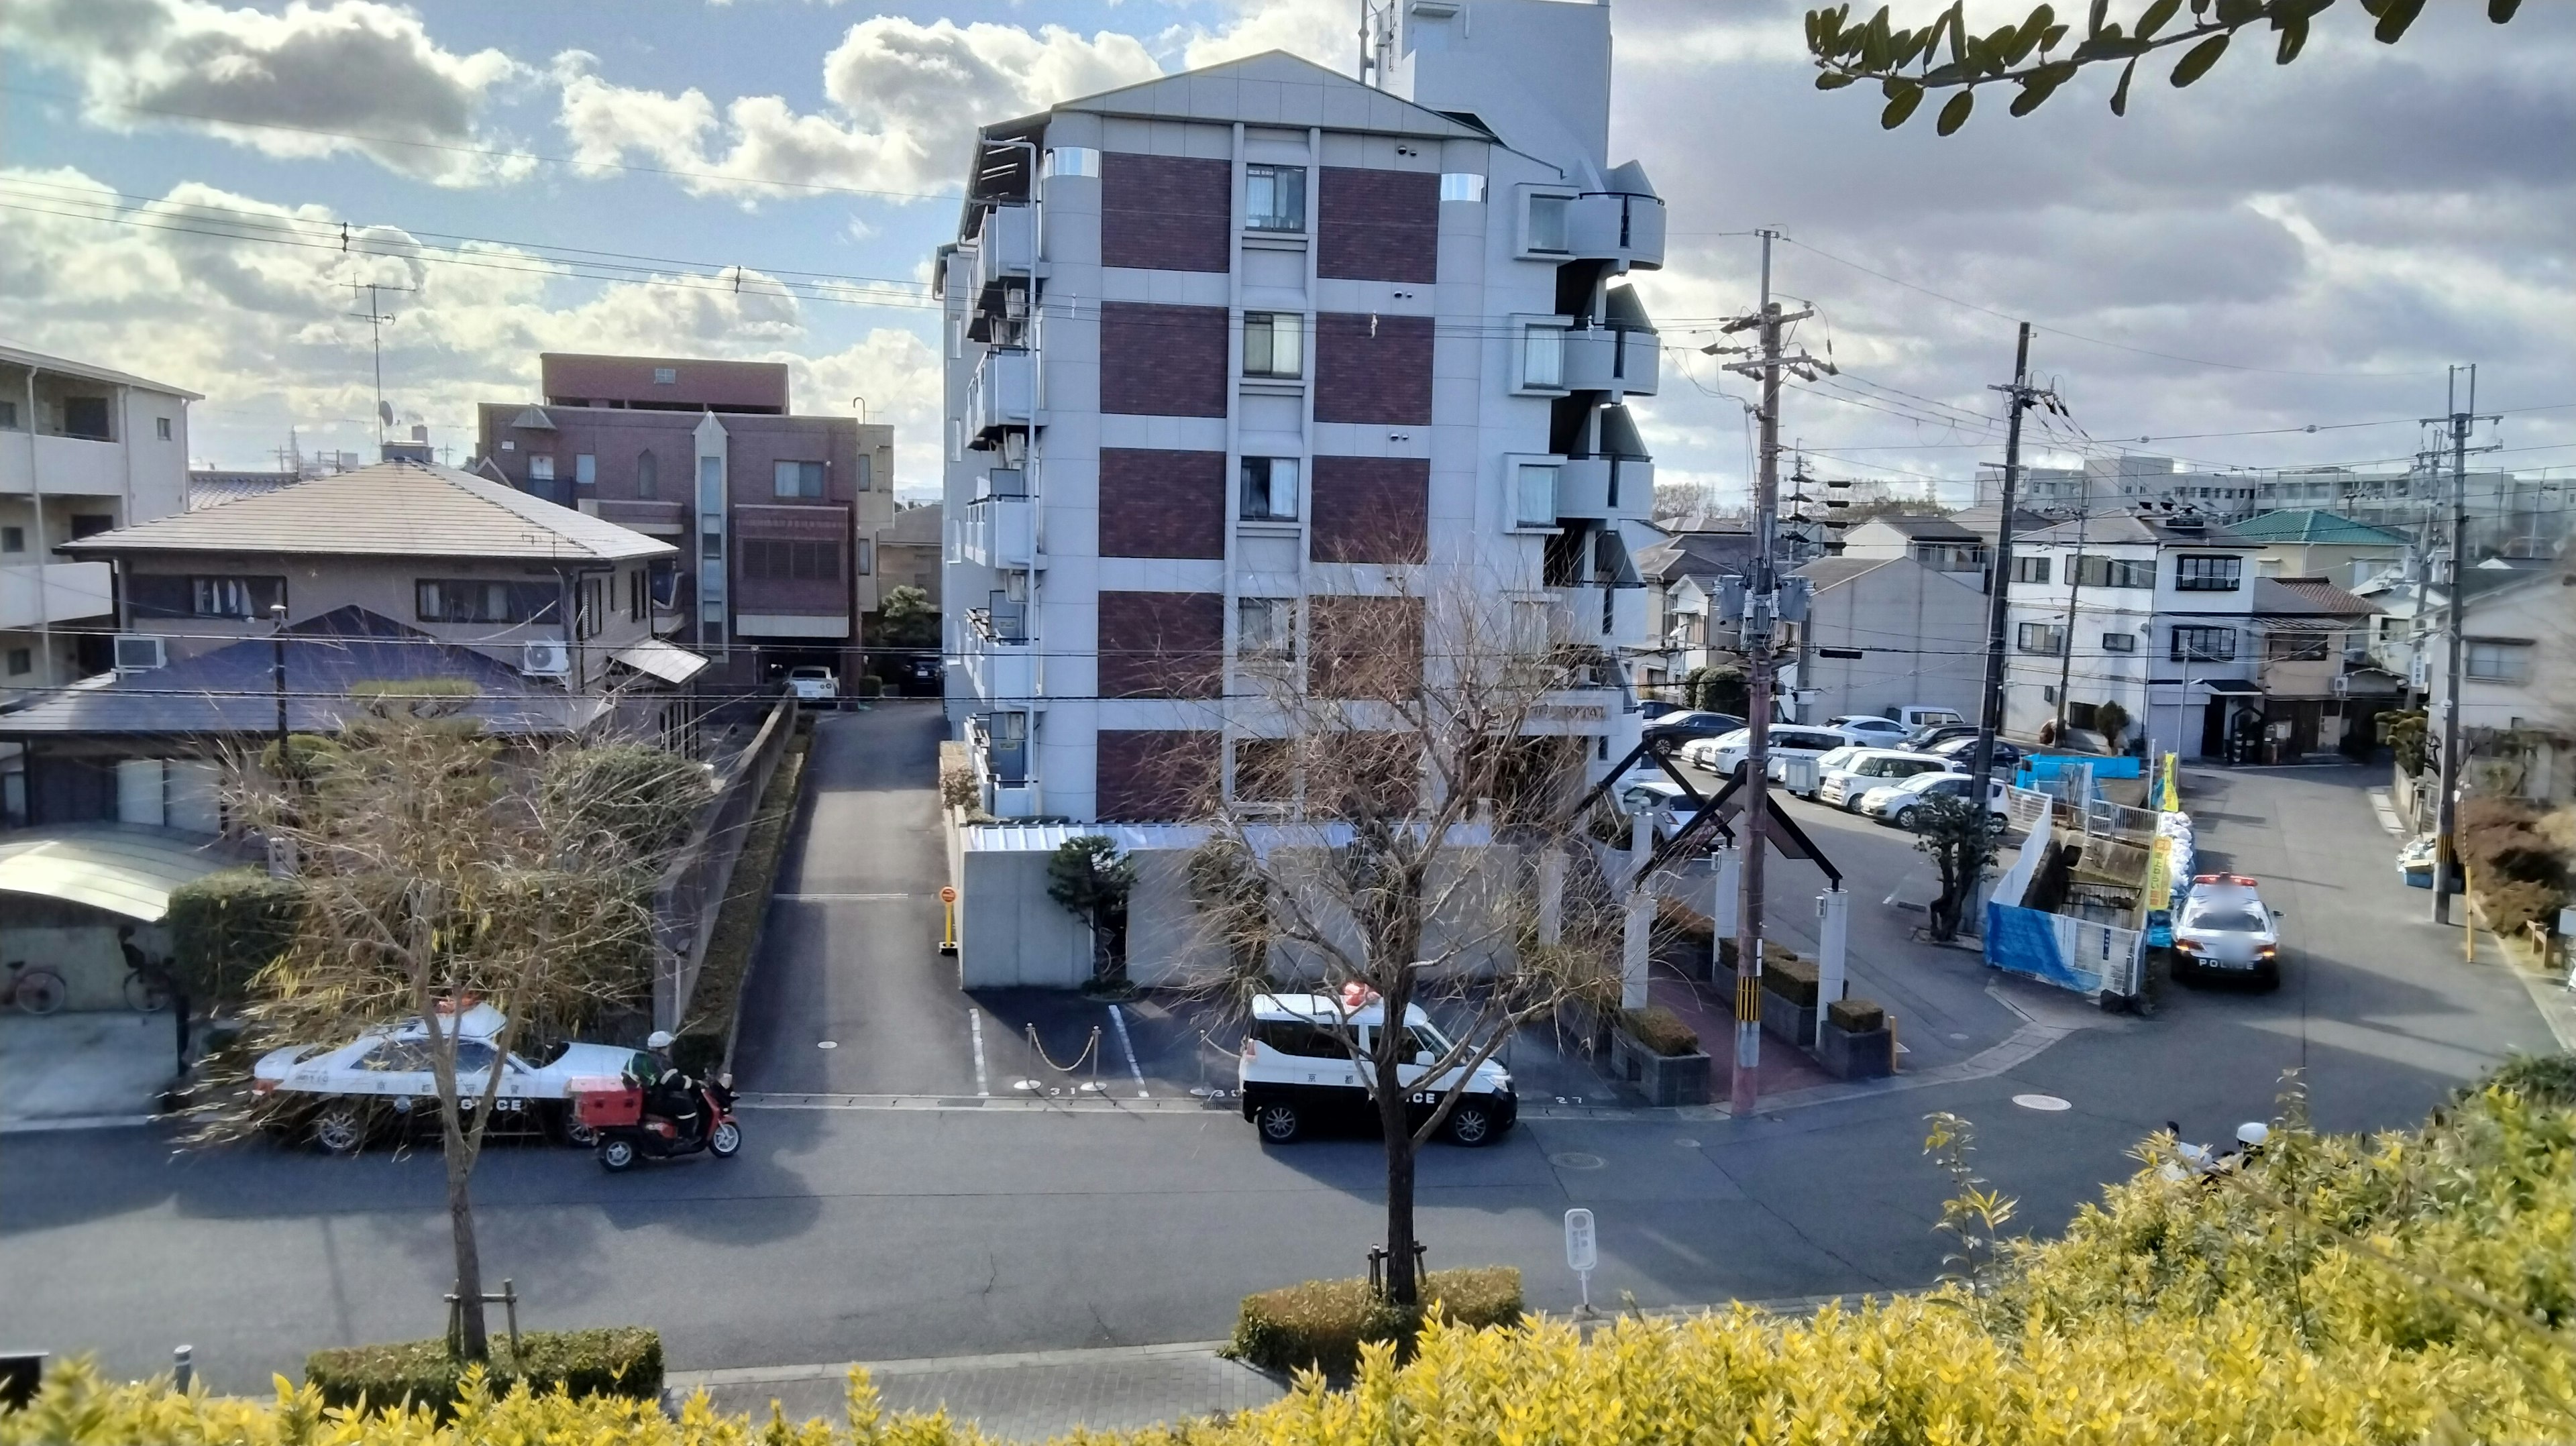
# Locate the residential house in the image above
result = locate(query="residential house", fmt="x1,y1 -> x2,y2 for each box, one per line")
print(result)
1788,555 -> 1985,726
474,353 -> 893,691
1837,512 -> 1986,575
2001,510 -> 2263,759
876,503 -> 943,604
2248,575 -> 2392,759
2415,559 -> 2576,805
937,11 -> 1663,828
187,469 -> 299,510
2224,509 -> 2409,588
1633,528 -> 1751,700
0,344 -> 196,693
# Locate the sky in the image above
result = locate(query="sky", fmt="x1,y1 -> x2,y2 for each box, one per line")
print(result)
1,0 -> 2570,508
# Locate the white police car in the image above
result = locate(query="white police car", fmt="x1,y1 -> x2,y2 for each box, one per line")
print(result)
1238,991 -> 1516,1146
252,1003 -> 641,1154
2172,874 -> 2282,989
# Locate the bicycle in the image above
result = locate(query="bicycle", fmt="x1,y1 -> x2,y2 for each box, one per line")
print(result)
3,960 -> 67,1015
124,961 -> 174,1013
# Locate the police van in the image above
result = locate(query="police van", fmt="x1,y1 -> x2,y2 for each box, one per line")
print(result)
1238,991 -> 1517,1147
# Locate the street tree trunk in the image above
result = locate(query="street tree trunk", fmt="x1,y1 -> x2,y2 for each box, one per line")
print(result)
445,1142 -> 488,1359
1377,1064 -> 1419,1306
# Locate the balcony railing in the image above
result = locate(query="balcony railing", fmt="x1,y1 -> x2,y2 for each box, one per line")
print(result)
1560,327 -> 1659,396
1554,456 -> 1654,521
1566,191 -> 1666,272
0,560 -> 113,630
961,489 -> 1036,571
967,349 -> 1035,442
0,434 -> 129,497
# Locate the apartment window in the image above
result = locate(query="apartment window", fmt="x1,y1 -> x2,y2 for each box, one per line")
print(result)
4,649 -> 27,677
1240,457 -> 1299,521
2013,555 -> 2051,584
191,576 -> 285,619
697,455 -> 722,510
741,539 -> 841,581
416,579 -> 558,625
2465,639 -> 2533,683
653,367 -> 678,385
1046,146 -> 1101,178
577,577 -> 604,640
2266,634 -> 2330,662
1440,173 -> 1486,203
0,401 -> 17,431
2016,622 -> 2066,656
1527,193 -> 1570,253
529,455 -> 556,482
0,528 -> 20,553
575,453 -> 598,486
1521,323 -> 1566,390
155,416 -> 172,441
1244,164 -> 1305,231
701,530 -> 723,558
2174,553 -> 2243,592
773,460 -> 826,499
636,449 -> 659,498
2170,625 -> 2237,662
1238,598 -> 1296,658
2102,632 -> 2137,653
1513,462 -> 1560,529
2072,554 -> 2153,588
1243,313 -> 1302,378
856,539 -> 874,575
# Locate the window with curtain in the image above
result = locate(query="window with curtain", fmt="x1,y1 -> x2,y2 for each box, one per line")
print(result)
1244,165 -> 1305,231
1239,457 -> 1299,520
1514,463 -> 1560,529
1243,313 -> 1302,378
1521,323 -> 1565,390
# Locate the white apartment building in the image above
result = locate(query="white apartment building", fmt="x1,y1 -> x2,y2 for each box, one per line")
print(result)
937,2 -> 1664,826
1981,454 -> 2261,522
0,345 -> 196,694
2001,512 -> 2263,760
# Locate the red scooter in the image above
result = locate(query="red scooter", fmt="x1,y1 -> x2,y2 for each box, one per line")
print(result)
572,1073 -> 742,1171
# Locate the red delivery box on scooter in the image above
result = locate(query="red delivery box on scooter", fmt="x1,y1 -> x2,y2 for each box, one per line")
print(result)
571,1076 -> 641,1129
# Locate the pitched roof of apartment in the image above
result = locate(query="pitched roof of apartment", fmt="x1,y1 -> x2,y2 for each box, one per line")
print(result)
2225,509 -> 2409,547
60,460 -> 674,563
1634,530 -> 1755,583
0,606 -> 600,737
1795,556 -> 1895,590
2254,576 -> 2379,618
879,505 -> 943,545
1951,502 -> 2059,540
1850,512 -> 1979,542
1040,52 -> 1497,141
2017,512 -> 2255,548
0,343 -> 203,400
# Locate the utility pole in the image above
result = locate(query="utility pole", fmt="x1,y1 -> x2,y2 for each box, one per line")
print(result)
2427,364 -> 2494,927
2051,459 -> 2092,740
346,282 -> 413,453
1969,325 -> 2055,820
1705,230 -> 1832,1116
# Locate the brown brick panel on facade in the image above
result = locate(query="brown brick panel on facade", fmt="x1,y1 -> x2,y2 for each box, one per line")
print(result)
1307,594 -> 1424,700
1097,590 -> 1225,699
1310,456 -> 1429,563
1099,448 -> 1226,559
1313,313 -> 1433,425
1316,168 -> 1440,284
1101,303 -> 1230,418
1102,154 -> 1233,274
1096,729 -> 1220,823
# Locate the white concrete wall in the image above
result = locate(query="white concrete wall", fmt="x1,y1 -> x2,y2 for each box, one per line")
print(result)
1798,559 -> 1984,722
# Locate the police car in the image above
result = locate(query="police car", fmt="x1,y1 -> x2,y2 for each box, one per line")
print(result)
252,1002 -> 641,1154
1238,991 -> 1516,1146
2171,874 -> 2282,988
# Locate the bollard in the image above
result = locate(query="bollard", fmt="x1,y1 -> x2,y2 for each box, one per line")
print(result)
173,1345 -> 193,1394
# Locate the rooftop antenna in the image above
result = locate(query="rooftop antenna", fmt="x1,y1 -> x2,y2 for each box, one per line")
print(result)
347,281 -> 415,452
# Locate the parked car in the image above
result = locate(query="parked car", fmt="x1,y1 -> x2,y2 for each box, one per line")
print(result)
1643,710 -> 1745,753
1886,705 -> 1970,730
1927,734 -> 2025,771
1613,770 -> 1720,842
1635,699 -> 1685,721
1817,748 -> 1957,810
786,666 -> 839,705
1900,722 -> 1983,752
897,656 -> 943,696
2172,874 -> 2282,989
1238,992 -> 1515,1146
1826,715 -> 1914,746
1858,770 -> 2011,830
1693,724 -> 1847,781
252,1003 -> 640,1154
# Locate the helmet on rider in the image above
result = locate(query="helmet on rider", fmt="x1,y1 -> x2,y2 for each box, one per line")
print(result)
647,1030 -> 675,1051
2236,1121 -> 2269,1149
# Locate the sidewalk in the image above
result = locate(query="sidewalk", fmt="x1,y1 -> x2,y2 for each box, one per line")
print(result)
0,1012 -> 175,1132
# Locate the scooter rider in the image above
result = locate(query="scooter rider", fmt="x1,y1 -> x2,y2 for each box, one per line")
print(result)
641,1030 -> 707,1142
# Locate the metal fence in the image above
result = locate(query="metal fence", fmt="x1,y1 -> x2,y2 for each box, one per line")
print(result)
652,696 -> 798,1034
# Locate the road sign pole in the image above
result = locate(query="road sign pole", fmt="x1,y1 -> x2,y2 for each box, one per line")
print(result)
1564,1207 -> 1597,1317
939,885 -> 960,956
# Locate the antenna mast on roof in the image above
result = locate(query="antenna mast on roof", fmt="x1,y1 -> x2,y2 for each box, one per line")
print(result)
347,282 -> 415,453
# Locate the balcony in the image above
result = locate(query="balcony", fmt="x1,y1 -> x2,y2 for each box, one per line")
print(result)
1554,456 -> 1654,521
973,204 -> 1037,300
0,434 -> 129,497
963,596 -> 1036,702
967,348 -> 1036,443
1566,191 -> 1666,272
967,714 -> 1040,818
960,470 -> 1037,571
1560,327 -> 1659,397
0,561 -> 113,630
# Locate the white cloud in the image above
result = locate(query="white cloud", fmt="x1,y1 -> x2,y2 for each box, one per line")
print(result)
551,18 -> 1162,201
1173,0 -> 1352,71
0,0 -> 531,185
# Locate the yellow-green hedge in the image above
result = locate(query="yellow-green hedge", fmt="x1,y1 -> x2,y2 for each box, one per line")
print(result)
13,1068 -> 2576,1445
305,1327 -> 661,1414
1226,1266 -> 1523,1377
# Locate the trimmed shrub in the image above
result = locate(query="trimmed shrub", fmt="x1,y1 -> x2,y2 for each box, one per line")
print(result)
1762,954 -> 1819,1007
1228,1267 -> 1523,1378
305,1328 -> 661,1414
857,675 -> 885,698
1825,997 -> 1884,1033
164,869 -> 303,1003
1620,1005 -> 1701,1058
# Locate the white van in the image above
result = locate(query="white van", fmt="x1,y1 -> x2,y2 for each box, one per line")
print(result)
1886,705 -> 1968,730
1238,993 -> 1516,1146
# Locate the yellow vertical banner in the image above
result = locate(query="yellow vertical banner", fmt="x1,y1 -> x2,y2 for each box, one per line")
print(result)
2144,834 -> 2174,913
2159,753 -> 2180,812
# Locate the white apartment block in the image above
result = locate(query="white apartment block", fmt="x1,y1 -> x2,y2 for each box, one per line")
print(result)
937,1 -> 1664,824
0,345 -> 195,694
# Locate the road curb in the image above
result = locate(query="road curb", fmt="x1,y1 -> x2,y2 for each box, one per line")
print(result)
0,1113 -> 160,1135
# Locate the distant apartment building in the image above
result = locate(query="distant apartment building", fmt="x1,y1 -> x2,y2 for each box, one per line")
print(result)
472,353 -> 892,689
937,4 -> 1664,824
0,344 -> 195,693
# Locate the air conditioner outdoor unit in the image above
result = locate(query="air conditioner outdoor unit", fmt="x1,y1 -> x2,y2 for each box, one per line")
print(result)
112,634 -> 165,672
521,640 -> 572,677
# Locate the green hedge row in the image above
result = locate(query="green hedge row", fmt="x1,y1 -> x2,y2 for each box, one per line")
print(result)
164,868 -> 303,1002
1228,1267 -> 1523,1378
305,1328 -> 661,1415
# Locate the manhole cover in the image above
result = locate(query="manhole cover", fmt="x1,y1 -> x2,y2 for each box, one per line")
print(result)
816,1040 -> 839,1050
1550,1152 -> 1607,1170
2012,1093 -> 2073,1112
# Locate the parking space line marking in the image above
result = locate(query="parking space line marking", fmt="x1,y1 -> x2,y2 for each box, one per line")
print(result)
1107,1005 -> 1148,1099
777,893 -> 916,901
970,1011 -> 990,1097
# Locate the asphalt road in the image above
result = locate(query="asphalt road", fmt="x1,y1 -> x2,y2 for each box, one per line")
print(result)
3,750 -> 2554,1390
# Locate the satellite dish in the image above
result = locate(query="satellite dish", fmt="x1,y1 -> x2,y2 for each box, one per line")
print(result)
378,400 -> 395,425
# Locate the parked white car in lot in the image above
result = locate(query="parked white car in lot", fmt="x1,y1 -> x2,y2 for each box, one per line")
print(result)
2172,874 -> 2282,989
1858,769 -> 2010,830
1691,725 -> 1846,781
252,1003 -> 642,1154
1817,748 -> 1956,810
1825,714 -> 1913,746
786,666 -> 839,705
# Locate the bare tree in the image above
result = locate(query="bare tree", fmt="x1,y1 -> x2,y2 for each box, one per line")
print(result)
221,686 -> 710,1359
1178,577 -> 1625,1306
